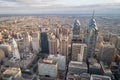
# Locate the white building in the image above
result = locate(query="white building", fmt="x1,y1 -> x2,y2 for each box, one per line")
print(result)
31,32 -> 40,53
38,59 -> 58,78
48,54 -> 66,70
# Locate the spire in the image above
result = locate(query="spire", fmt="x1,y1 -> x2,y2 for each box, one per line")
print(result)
92,10 -> 95,19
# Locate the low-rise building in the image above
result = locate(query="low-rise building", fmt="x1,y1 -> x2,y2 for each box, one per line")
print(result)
2,67 -> 21,80
68,61 -> 88,75
91,74 -> 111,80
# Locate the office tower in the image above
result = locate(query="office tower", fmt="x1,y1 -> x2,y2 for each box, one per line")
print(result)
48,34 -> 58,54
86,13 -> 98,58
60,36 -> 68,56
23,32 -> 32,52
11,38 -> 20,60
38,59 -> 58,78
73,19 -> 81,39
88,58 -> 102,75
40,32 -> 49,53
62,27 -> 70,36
117,36 -> 120,49
101,43 -> 115,65
100,61 -> 113,77
48,54 -> 66,70
72,43 -> 86,61
56,27 -> 60,38
31,32 -> 40,53
109,34 -> 118,47
78,44 -> 87,62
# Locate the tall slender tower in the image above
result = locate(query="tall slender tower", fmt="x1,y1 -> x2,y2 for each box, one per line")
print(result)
31,32 -> 40,53
86,12 -> 98,58
41,32 -> 49,53
73,19 -> 81,39
60,36 -> 68,56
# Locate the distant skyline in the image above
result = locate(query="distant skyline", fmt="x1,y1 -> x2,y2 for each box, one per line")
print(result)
0,0 -> 120,14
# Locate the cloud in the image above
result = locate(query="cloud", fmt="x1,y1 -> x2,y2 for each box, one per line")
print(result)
112,0 -> 120,3
0,0 -> 120,14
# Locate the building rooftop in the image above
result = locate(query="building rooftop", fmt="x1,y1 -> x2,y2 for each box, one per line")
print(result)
91,74 -> 111,80
39,59 -> 56,65
3,67 -> 21,77
69,61 -> 87,69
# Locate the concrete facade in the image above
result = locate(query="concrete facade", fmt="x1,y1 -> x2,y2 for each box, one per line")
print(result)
38,59 -> 58,77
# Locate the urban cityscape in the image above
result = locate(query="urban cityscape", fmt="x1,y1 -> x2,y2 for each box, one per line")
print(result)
0,0 -> 120,80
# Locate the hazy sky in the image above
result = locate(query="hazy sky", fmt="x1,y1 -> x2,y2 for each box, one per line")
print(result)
0,0 -> 120,14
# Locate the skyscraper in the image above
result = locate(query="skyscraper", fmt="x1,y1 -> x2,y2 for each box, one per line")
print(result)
31,32 -> 40,53
86,13 -> 98,58
23,32 -> 32,52
101,43 -> 115,65
72,43 -> 86,61
41,32 -> 49,53
60,36 -> 68,56
10,38 -> 20,63
73,19 -> 81,39
48,34 -> 58,55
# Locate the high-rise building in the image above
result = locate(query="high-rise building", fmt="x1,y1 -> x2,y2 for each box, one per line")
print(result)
31,32 -> 40,53
56,27 -> 60,38
72,43 -> 87,61
117,36 -> 120,49
60,36 -> 68,56
86,13 -> 98,58
73,19 -> 81,39
48,34 -> 58,55
88,58 -> 102,75
100,43 -> 115,65
23,32 -> 32,52
11,38 -> 20,60
40,32 -> 49,53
